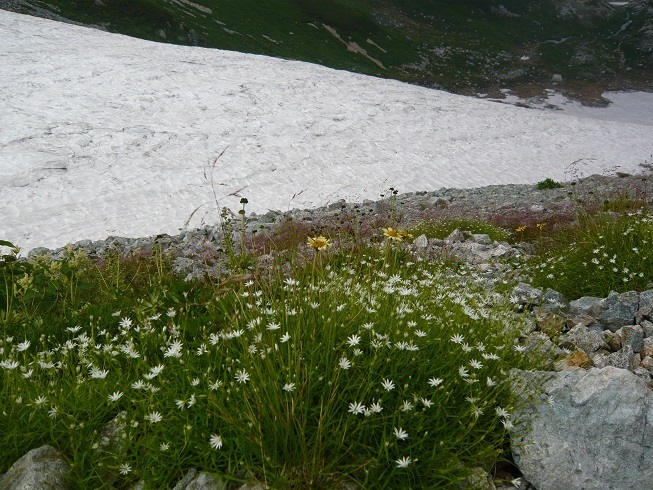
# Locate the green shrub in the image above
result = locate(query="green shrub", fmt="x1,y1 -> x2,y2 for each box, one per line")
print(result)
536,178 -> 564,190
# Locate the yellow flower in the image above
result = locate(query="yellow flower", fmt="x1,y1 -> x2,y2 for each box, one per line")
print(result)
399,229 -> 413,240
383,228 -> 403,241
536,223 -> 546,230
307,236 -> 332,250
516,225 -> 527,233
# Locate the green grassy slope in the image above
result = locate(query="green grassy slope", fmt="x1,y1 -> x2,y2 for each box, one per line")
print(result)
2,0 -> 652,99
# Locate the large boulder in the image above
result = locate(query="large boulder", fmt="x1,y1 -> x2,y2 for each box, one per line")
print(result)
0,445 -> 71,490
600,291 -> 639,332
511,367 -> 653,490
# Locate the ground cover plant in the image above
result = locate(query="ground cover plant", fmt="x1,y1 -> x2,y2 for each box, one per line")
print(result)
0,225 -> 544,489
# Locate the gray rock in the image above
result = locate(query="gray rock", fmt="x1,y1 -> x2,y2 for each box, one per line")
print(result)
172,469 -> 198,490
605,345 -> 637,370
635,304 -> 653,325
568,296 -> 603,319
618,325 -> 644,352
539,289 -> 569,315
413,234 -> 428,248
551,73 -> 563,83
0,445 -> 71,490
633,366 -> 652,381
512,283 -> 543,309
445,228 -> 465,243
640,356 -> 653,374
490,243 -> 513,258
559,324 -> 605,353
512,367 -> 653,490
470,233 -> 493,245
600,291 -> 639,332
642,319 -> 653,338
639,289 -> 653,310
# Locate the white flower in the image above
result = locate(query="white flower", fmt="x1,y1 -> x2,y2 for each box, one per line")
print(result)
348,401 -> 365,415
119,463 -> 132,475
108,391 -> 123,402
381,378 -> 395,391
395,456 -> 412,468
486,377 -> 497,387
458,366 -> 469,378
191,378 -> 200,386
469,359 -> 483,370
164,340 -> 183,358
90,367 -> 109,379
280,332 -> 291,343
22,369 -> 33,379
420,397 -> 432,408
283,382 -> 296,392
48,406 -> 59,419
146,411 -> 163,423
16,340 -> 30,352
175,399 -> 186,411
393,427 -> 409,440
347,334 -> 361,347
33,395 -> 47,407
368,401 -> 383,413
450,333 -> 464,344
150,364 -> 165,376
414,330 -> 427,338
428,377 -> 443,387
502,419 -> 515,430
235,368 -> 250,384
131,380 -> 146,390
119,317 -> 132,329
400,400 -> 414,412
0,359 -> 19,370
267,322 -> 281,331
496,407 -> 510,418
160,442 -> 170,451
210,434 -> 223,450
338,357 -> 351,370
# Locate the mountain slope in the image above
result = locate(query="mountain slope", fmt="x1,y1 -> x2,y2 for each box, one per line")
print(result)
1,0 -> 651,102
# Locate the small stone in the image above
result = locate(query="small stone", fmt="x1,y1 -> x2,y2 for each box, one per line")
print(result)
605,345 -> 636,370
539,289 -> 569,315
445,228 -> 465,243
642,320 -> 653,338
413,234 -> 428,248
620,325 -> 644,353
639,289 -> 653,310
560,324 -> 605,353
566,314 -> 596,329
642,338 -> 653,358
561,349 -> 592,369
604,331 -> 622,352
568,296 -> 604,319
635,304 -> 653,325
640,356 -> 653,374
471,233 -> 493,245
512,283 -> 543,309
552,73 -> 563,83
633,367 -> 651,381
538,314 -> 566,339
600,291 -> 639,332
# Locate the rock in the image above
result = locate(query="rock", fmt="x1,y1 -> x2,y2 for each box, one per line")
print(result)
554,349 -> 591,370
640,356 -> 653,374
551,73 -> 563,83
600,291 -> 638,332
642,337 -> 653,358
512,283 -> 543,309
538,289 -> 569,315
565,313 -> 596,329
512,367 -> 653,490
639,289 -> 653,310
173,470 -> 226,490
0,445 -> 71,490
618,325 -> 644,352
604,330 -> 622,352
470,234 -> 492,245
413,234 -> 428,248
445,228 -> 465,243
605,345 -> 637,370
568,296 -> 603,319
463,467 -> 496,490
559,324 -> 604,353
635,304 -> 653,325
642,319 -> 653,337
537,314 -> 565,339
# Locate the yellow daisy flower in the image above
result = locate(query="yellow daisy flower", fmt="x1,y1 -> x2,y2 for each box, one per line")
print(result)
307,236 -> 332,250
383,228 -> 403,241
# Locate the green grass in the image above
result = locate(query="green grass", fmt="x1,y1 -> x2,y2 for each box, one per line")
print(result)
408,219 -> 513,243
5,192 -> 651,487
0,224 -> 544,488
528,209 -> 653,299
